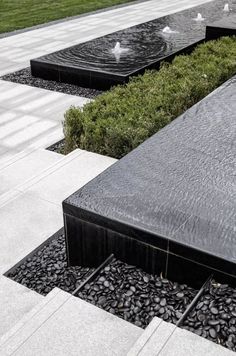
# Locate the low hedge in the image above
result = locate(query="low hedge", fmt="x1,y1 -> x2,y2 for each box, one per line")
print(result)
63,37 -> 236,158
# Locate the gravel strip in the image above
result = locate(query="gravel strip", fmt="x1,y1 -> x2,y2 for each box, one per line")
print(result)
1,68 -> 102,99
7,230 -> 94,296
47,139 -> 65,154
78,258 -> 197,328
183,280 -> 236,351
8,228 -> 236,353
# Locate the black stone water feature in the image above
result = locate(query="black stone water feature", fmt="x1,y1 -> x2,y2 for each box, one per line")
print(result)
206,13 -> 236,39
63,76 -> 236,289
31,0 -> 234,90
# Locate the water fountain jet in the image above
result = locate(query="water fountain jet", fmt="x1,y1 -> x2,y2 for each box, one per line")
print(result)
193,13 -> 205,21
223,3 -> 230,11
162,26 -> 178,34
111,42 -> 129,63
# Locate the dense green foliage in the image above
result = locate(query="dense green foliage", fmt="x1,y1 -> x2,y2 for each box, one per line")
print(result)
0,0 -> 133,33
63,37 -> 236,158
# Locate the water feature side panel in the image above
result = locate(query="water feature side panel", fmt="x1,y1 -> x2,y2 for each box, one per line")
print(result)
206,14 -> 236,40
31,61 -> 128,90
64,213 -> 167,276
64,214 -> 236,289
31,0 -> 234,89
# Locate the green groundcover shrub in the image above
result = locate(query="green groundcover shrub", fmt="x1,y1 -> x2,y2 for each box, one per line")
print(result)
63,37 -> 236,158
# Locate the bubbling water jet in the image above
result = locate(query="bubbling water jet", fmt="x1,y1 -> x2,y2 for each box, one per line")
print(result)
111,42 -> 129,63
193,13 -> 205,21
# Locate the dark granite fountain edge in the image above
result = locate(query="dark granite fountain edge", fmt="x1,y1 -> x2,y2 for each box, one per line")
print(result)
31,39 -> 204,83
32,35 -> 236,90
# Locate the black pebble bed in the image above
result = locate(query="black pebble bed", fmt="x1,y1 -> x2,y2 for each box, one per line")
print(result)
47,139 -> 65,155
7,231 -> 94,296
77,258 -> 197,329
183,280 -> 236,351
1,68 -> 102,99
7,231 -> 236,352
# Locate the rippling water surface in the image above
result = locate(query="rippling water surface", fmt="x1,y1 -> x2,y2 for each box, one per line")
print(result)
40,0 -> 234,74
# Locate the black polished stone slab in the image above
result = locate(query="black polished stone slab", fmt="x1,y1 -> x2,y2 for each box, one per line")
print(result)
31,0 -> 231,90
206,14 -> 236,40
63,76 -> 236,286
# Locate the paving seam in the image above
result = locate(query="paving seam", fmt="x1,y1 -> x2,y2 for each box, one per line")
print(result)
17,150 -> 87,193
10,292 -> 74,355
0,288 -> 60,346
135,320 -> 164,356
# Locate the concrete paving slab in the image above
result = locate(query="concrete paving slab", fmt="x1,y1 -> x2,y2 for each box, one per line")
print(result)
0,289 -> 70,355
0,288 -> 59,347
0,149 -> 63,195
131,321 -> 175,356
8,293 -> 142,356
0,191 -> 63,274
0,276 -> 43,340
22,152 -> 117,205
127,317 -> 162,356
158,327 -> 235,356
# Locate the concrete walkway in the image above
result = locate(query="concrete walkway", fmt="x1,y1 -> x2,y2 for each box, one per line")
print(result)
0,0 -> 214,344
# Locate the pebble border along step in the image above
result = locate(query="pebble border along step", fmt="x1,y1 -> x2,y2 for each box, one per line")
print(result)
6,228 -> 94,296
76,257 -> 197,328
5,230 -> 236,352
182,280 -> 236,352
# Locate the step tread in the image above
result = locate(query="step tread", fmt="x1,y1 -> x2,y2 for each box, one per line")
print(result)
127,317 -> 162,356
0,276 -> 44,344
158,326 -> 235,356
1,288 -> 142,356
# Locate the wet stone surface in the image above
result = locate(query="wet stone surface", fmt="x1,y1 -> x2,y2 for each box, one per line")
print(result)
1,67 -> 102,99
183,281 -> 236,351
78,258 -> 197,328
7,231 -> 94,296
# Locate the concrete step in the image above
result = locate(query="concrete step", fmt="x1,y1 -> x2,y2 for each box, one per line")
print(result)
127,317 -> 175,356
0,288 -> 142,356
158,326 -> 236,356
0,147 -> 116,208
18,149 -> 117,205
127,317 -> 235,356
0,276 -> 43,341
0,148 -> 116,276
0,149 -> 64,197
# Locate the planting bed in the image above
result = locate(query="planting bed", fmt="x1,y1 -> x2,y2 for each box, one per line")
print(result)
183,280 -> 236,351
6,229 -> 94,296
30,0 -> 230,89
1,67 -> 102,99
